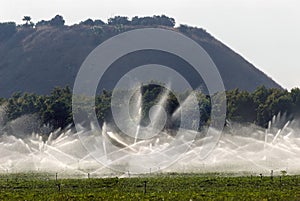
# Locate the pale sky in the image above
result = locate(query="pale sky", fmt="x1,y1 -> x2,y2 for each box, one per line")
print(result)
1,0 -> 299,89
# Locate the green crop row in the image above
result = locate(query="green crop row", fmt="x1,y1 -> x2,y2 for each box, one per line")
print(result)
0,173 -> 300,200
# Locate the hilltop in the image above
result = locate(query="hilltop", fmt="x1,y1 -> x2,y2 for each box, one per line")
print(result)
0,15 -> 281,97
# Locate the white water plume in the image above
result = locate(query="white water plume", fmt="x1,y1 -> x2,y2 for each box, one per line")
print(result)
0,103 -> 300,176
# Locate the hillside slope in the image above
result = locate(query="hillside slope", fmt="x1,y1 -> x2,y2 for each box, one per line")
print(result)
0,22 -> 281,97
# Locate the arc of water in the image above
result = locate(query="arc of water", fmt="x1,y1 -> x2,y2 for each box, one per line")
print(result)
272,121 -> 290,144
102,122 -> 107,159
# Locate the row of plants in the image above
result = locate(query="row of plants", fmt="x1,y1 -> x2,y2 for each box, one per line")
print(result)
0,173 -> 299,200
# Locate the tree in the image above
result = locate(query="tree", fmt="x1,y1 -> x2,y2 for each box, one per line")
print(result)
291,88 -> 300,116
80,19 -> 94,26
22,16 -> 31,25
178,24 -> 190,33
50,15 -> 65,27
130,15 -> 176,27
5,92 -> 42,121
41,86 -> 72,129
153,15 -> 175,27
22,16 -> 34,27
80,19 -> 105,26
197,92 -> 211,128
108,16 -> 130,25
226,89 -> 256,123
131,16 -> 156,26
265,89 -> 291,115
96,90 -> 112,124
94,19 -> 105,26
36,20 -> 50,27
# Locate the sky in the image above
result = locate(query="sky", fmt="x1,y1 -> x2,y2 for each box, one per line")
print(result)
0,0 -> 299,90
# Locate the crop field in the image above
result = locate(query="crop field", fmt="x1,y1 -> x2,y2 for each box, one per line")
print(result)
0,173 -> 300,200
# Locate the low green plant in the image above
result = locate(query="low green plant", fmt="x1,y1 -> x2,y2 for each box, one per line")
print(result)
0,173 -> 300,200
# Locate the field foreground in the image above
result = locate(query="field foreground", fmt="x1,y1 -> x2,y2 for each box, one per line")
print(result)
0,173 -> 300,200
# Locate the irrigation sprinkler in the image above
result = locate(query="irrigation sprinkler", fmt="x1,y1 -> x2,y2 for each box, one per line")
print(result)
270,170 -> 273,181
1,108 -> 299,177
56,183 -> 61,192
280,176 -> 282,183
259,173 -> 263,181
144,181 -> 147,194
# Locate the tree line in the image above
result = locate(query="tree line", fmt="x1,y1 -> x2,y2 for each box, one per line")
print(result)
0,14 -> 175,30
0,86 -> 299,133
0,15 -> 213,45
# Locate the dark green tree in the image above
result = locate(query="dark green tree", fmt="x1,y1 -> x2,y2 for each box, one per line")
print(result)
291,88 -> 300,116
94,19 -> 105,26
95,90 -> 112,124
41,86 -> 72,129
49,15 -> 65,27
108,16 -> 130,25
35,20 -> 50,27
226,89 -> 256,123
80,19 -> 94,26
22,16 -> 31,25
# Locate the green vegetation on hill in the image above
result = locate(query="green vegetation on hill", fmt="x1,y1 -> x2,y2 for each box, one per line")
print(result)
0,86 -> 299,133
0,173 -> 300,200
0,15 -> 281,97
